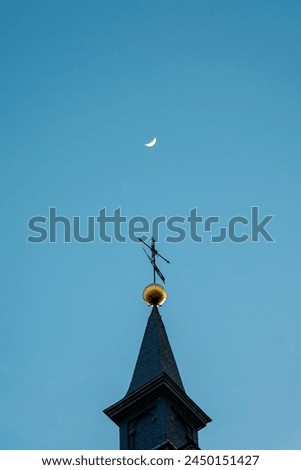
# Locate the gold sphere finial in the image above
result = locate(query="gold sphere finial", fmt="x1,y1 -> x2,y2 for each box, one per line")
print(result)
142,283 -> 167,306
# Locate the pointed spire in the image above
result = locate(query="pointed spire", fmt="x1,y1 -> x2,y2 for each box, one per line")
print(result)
126,305 -> 184,395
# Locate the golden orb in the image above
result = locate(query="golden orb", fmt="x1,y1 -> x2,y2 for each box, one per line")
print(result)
142,283 -> 167,306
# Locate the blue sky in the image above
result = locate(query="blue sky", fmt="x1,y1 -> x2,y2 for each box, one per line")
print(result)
1,0 -> 301,449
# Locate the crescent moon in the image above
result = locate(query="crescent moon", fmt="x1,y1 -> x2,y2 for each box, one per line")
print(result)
145,137 -> 157,147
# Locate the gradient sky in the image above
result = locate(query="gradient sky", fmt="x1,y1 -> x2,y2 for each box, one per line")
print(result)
1,0 -> 301,450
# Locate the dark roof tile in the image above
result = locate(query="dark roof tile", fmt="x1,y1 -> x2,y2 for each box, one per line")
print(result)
126,306 -> 184,395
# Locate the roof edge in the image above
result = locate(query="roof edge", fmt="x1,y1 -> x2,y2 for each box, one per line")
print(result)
103,372 -> 212,430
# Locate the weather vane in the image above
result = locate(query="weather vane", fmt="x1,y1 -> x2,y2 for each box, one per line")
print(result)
139,237 -> 170,307
138,237 -> 170,284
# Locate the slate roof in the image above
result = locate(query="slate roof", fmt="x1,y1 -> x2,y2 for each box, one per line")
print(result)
126,305 -> 185,395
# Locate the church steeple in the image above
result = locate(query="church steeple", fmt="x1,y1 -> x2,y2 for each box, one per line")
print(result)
126,305 -> 184,395
103,240 -> 212,449
103,304 -> 211,449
